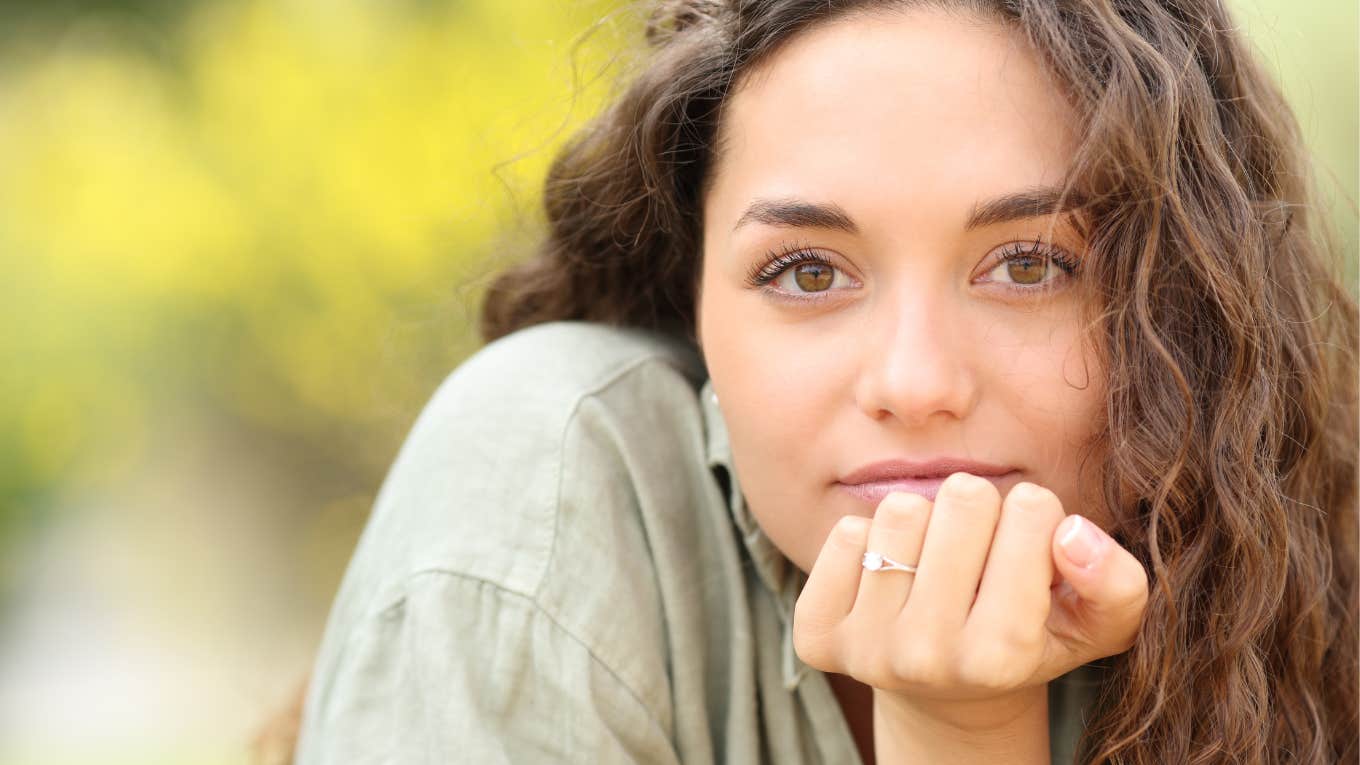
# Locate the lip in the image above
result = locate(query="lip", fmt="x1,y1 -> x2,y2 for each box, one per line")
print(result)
836,458 -> 1019,505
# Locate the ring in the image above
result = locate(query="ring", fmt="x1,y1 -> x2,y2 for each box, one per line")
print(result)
862,551 -> 917,574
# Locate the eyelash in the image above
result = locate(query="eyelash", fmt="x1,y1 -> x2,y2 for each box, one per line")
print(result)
743,240 -> 830,289
743,238 -> 1080,302
995,236 -> 1077,281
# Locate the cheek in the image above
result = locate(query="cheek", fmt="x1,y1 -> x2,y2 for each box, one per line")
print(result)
705,351 -> 828,487
986,306 -> 1102,428
994,324 -> 1106,511
698,275 -> 843,572
698,279 -> 843,441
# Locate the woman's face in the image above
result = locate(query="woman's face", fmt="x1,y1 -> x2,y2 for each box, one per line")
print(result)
696,8 -> 1107,574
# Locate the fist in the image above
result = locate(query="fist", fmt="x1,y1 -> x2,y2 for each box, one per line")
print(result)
792,472 -> 1148,702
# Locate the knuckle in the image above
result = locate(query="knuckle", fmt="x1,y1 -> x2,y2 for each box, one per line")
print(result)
1001,483 -> 1067,537
791,619 -> 840,672
939,472 -> 1001,515
1002,484 -> 1066,535
875,492 -> 930,530
1120,578 -> 1150,610
890,638 -> 949,687
960,620 -> 1046,686
830,515 -> 870,550
1133,584 -> 1150,612
955,647 -> 1026,692
1109,560 -> 1152,612
1001,621 -> 1045,658
791,600 -> 837,639
791,621 -> 836,662
952,659 -> 992,690
1005,482 -> 1061,513
840,640 -> 885,684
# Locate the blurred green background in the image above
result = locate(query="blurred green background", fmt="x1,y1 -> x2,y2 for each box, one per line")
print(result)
0,1 -> 1353,763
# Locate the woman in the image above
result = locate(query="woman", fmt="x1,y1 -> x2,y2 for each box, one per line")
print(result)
288,0 -> 1358,762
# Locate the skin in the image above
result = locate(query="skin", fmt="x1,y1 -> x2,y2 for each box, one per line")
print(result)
694,7 -> 1149,763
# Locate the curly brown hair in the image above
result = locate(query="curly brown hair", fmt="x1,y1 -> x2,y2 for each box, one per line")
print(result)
477,1 -> 1358,763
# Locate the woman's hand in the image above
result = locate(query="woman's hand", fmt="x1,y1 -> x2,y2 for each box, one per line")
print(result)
792,472 -> 1148,732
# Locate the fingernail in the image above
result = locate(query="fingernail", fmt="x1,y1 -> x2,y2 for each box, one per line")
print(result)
1059,515 -> 1105,569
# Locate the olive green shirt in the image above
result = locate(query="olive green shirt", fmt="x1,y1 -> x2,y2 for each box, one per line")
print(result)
295,320 -> 1101,764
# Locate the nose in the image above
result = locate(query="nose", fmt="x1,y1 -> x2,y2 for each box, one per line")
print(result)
852,284 -> 980,426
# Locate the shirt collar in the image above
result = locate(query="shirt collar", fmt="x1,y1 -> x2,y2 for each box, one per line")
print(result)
699,377 -> 812,691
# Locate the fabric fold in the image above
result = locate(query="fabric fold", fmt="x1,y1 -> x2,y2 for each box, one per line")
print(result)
699,377 -> 811,691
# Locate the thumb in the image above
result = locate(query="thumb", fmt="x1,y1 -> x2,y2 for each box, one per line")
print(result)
1050,514 -> 1149,657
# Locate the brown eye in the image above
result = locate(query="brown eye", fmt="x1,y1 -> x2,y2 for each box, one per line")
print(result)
976,243 -> 1078,292
754,249 -> 858,301
1005,256 -> 1047,285
793,263 -> 834,292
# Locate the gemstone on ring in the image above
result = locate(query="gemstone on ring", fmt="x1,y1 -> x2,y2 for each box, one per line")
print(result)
861,550 -> 918,573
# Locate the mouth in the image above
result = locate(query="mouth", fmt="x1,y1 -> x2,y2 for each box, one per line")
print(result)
835,458 -> 1019,505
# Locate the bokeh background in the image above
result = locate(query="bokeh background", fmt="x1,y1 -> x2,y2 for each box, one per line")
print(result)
0,1 -> 1353,763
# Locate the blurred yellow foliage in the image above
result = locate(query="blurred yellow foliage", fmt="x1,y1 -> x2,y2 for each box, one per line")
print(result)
0,0 -> 632,524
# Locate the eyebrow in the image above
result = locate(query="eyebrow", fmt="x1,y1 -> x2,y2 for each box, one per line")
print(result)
965,186 -> 1083,230
730,185 -> 1081,234
731,198 -> 859,234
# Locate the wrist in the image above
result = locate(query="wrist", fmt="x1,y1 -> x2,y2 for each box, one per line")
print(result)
873,685 -> 1050,764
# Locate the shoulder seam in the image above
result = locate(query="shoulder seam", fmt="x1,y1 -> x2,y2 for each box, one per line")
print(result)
539,349 -> 697,601
354,344 -> 695,618
386,567 -> 676,745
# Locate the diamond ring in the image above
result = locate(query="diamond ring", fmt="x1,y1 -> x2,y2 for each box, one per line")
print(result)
862,551 -> 918,574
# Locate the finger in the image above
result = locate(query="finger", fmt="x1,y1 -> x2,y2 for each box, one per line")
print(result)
793,514 -> 870,671
1049,514 -> 1149,657
968,483 -> 1066,651
903,472 -> 1002,634
855,491 -> 931,617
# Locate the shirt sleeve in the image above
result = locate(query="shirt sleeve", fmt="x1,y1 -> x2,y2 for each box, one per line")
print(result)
295,569 -> 681,765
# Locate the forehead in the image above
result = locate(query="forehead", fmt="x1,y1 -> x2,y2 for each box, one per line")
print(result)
705,7 -> 1080,234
